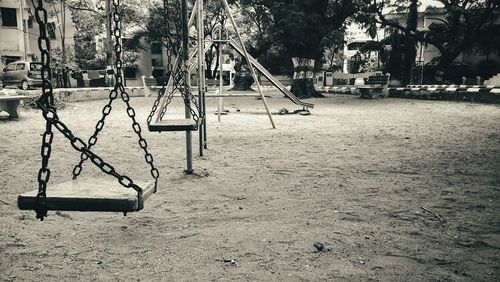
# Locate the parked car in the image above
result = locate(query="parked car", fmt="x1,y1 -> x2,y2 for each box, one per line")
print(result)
0,61 -> 43,90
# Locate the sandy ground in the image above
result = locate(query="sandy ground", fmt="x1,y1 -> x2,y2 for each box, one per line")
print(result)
0,92 -> 499,281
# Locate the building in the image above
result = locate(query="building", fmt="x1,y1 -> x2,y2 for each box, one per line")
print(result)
0,0 -> 75,70
393,7 -> 498,80
337,6 -> 499,81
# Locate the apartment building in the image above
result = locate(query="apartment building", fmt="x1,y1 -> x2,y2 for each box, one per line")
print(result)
0,0 -> 75,69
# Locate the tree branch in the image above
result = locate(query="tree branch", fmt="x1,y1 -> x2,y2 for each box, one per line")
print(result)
66,4 -> 104,17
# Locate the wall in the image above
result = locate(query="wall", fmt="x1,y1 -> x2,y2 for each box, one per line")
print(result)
0,0 -> 27,68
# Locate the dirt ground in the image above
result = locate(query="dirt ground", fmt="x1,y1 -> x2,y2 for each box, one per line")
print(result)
0,92 -> 499,281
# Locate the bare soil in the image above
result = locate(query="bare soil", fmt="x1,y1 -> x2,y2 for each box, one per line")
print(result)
1,93 -> 499,281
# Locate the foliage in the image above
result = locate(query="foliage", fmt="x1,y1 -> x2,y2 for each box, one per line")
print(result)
231,0 -> 372,97
370,0 -> 500,71
68,0 -> 106,69
68,0 -> 149,70
144,0 -> 229,78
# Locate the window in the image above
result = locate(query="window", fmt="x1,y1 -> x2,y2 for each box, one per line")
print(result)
3,56 -> 20,65
30,63 -> 42,71
124,66 -> 136,79
5,64 -> 16,71
152,68 -> 164,78
151,43 -> 162,54
27,16 -> 33,29
47,22 -> 56,39
151,58 -> 163,67
16,63 -> 25,70
1,8 -> 17,27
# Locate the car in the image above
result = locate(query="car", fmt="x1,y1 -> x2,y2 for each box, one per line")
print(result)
0,61 -> 43,90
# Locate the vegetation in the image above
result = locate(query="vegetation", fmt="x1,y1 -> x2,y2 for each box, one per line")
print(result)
370,0 -> 500,82
64,0 -> 499,88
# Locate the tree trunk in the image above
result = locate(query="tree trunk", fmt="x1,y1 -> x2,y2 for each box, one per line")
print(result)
231,70 -> 254,91
290,57 -> 323,98
401,0 -> 418,85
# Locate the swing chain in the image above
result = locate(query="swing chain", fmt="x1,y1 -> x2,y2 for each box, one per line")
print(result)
147,87 -> 165,124
148,0 -> 201,125
147,0 -> 171,125
159,67 -> 183,120
179,67 -> 200,122
32,0 -> 158,220
159,85 -> 176,120
112,0 -> 159,184
75,0 -> 158,186
73,89 -> 119,178
163,0 -> 174,76
34,0 -> 54,220
37,106 -> 144,194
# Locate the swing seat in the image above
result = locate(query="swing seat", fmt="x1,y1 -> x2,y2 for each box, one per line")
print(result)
148,119 -> 199,132
17,177 -> 155,213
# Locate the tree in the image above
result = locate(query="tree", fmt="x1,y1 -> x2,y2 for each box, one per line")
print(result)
322,30 -> 346,72
144,0 -> 230,79
68,0 -> 106,69
69,0 -> 149,71
232,0 -> 371,98
371,0 -> 500,79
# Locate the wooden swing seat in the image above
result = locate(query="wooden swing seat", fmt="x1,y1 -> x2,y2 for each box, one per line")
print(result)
17,177 -> 155,212
148,118 -> 199,132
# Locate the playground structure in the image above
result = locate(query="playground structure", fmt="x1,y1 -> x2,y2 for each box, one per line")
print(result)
18,0 -> 159,220
147,0 -> 314,173
17,0 -> 317,219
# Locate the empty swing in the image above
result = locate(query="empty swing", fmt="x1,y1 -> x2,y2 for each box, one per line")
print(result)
147,0 -> 202,133
17,0 -> 159,220
147,68 -> 202,132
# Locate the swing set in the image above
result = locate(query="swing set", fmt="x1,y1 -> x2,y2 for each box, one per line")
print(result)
18,0 -> 314,220
18,0 -> 158,220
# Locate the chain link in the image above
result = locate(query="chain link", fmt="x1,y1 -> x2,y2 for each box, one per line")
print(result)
34,0 -> 54,220
111,0 -> 159,188
32,0 -> 158,220
73,89 -> 118,178
147,0 -> 202,128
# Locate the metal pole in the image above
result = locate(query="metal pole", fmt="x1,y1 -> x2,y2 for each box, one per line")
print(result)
105,0 -> 113,86
61,0 -> 66,61
218,28 -> 223,122
197,0 -> 205,156
419,42 -> 424,85
182,0 -> 193,174
20,0 -> 28,61
221,0 -> 276,129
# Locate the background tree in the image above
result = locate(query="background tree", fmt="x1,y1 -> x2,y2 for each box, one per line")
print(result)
371,0 -> 500,82
322,30 -> 346,72
144,0 -> 229,79
68,0 -> 106,70
69,0 -> 148,71
232,0 -> 372,98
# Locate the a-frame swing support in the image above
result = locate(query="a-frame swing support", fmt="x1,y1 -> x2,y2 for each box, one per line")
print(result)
181,0 -> 194,174
150,0 -> 280,174
220,0 -> 276,129
183,0 -> 276,129
196,0 -> 207,156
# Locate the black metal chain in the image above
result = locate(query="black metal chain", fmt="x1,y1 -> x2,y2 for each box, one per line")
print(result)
146,0 -> 174,125
147,0 -> 202,126
34,0 -> 54,220
32,0 -> 157,220
75,0 -> 159,188
72,89 -> 119,178
111,0 -> 159,188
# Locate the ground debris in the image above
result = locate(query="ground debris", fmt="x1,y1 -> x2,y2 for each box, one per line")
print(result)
421,207 -> 446,226
55,211 -> 72,219
313,242 -> 331,253
217,258 -> 237,266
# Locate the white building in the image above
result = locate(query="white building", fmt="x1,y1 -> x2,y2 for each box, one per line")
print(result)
0,0 -> 75,69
